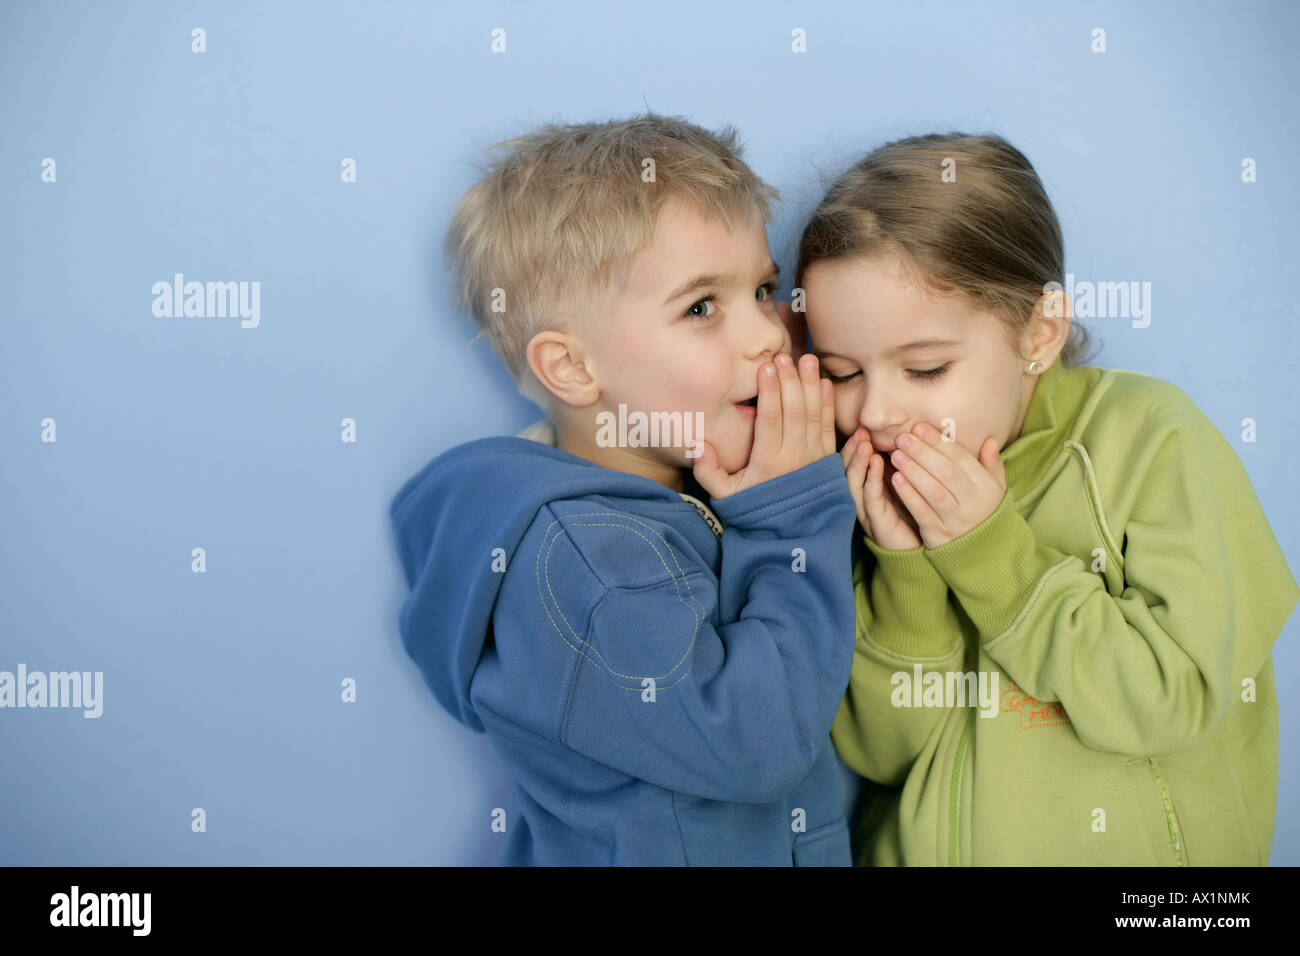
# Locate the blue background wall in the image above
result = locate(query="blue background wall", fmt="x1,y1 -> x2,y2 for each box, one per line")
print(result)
2,0 -> 1296,864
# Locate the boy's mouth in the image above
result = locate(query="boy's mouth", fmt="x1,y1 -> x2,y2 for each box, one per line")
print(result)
734,395 -> 758,418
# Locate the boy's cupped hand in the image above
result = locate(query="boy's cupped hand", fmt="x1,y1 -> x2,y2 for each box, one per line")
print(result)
691,353 -> 835,500
844,422 -> 1007,550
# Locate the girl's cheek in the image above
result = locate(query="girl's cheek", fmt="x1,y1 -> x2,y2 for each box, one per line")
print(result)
837,414 -> 861,444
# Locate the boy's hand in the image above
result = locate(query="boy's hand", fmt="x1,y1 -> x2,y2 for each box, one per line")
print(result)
691,353 -> 835,500
842,426 -> 923,551
884,422 -> 1007,548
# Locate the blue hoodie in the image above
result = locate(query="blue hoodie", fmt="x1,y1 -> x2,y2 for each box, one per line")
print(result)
389,435 -> 858,865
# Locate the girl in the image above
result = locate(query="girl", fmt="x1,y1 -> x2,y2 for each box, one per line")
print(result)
794,133 -> 1298,865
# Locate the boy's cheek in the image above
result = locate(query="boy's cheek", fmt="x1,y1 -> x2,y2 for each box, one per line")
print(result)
776,301 -> 805,357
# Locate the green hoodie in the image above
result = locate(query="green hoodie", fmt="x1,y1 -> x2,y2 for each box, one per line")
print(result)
831,361 -> 1299,865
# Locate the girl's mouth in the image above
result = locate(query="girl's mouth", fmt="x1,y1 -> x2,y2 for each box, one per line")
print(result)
734,396 -> 758,418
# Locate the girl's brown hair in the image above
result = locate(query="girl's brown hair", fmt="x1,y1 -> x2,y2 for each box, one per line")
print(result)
795,133 -> 1098,367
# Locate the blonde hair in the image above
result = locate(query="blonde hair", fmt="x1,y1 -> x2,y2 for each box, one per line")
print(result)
795,133 -> 1099,367
445,113 -> 780,404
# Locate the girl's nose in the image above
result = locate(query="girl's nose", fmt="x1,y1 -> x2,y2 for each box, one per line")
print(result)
859,385 -> 905,435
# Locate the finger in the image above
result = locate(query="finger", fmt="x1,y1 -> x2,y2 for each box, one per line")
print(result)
890,446 -> 957,519
840,426 -> 867,471
897,429 -> 969,504
862,454 -> 889,531
868,454 -> 919,544
862,453 -> 890,512
689,440 -> 729,499
844,439 -> 870,529
980,436 -> 1006,488
753,362 -> 781,453
798,354 -> 822,449
889,465 -> 942,530
775,353 -> 804,445
879,464 -> 922,538
820,377 -> 836,457
909,421 -> 984,487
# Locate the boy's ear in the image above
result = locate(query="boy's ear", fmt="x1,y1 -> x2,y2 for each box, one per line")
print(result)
525,330 -> 600,408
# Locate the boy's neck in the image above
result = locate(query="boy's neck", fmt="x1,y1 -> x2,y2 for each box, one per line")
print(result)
552,413 -> 688,492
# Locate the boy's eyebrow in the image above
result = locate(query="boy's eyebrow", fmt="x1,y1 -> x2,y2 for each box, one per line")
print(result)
663,261 -> 780,306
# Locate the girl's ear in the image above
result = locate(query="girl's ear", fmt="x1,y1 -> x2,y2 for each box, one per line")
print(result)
1023,290 -> 1072,366
1038,286 -> 1073,322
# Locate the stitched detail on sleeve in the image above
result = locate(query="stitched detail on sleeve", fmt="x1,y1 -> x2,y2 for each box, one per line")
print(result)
536,511 -> 706,692
1063,439 -> 1124,573
716,474 -> 846,525
982,556 -> 1078,651
856,625 -> 964,666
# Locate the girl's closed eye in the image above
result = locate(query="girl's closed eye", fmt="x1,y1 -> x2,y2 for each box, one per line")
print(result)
823,362 -> 953,385
909,362 -> 952,380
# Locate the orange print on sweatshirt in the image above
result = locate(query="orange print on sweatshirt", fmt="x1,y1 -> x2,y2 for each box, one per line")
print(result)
1001,679 -> 1072,729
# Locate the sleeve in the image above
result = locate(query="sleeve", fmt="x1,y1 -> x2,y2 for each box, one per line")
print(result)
830,536 -> 967,785
923,408 -> 1300,756
555,454 -> 858,804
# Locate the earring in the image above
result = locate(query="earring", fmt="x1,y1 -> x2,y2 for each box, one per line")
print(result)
1027,361 -> 1043,373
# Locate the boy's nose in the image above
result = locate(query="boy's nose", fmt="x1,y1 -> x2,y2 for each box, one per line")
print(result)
775,302 -> 808,359
744,302 -> 789,360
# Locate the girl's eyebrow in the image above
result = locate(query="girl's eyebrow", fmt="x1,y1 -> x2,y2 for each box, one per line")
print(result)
814,337 -> 962,362
887,338 -> 962,356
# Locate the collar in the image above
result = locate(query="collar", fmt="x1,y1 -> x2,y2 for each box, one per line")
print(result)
1001,362 -> 1101,496
517,419 -> 723,536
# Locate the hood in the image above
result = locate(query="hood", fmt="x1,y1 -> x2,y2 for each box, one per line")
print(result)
388,436 -> 682,731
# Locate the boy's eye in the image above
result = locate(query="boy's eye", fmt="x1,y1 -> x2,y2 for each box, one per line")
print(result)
824,369 -> 860,385
685,296 -> 716,320
756,282 -> 775,302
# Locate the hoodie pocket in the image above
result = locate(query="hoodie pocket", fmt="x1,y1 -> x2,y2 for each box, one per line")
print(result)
1126,757 -> 1187,866
792,817 -> 851,867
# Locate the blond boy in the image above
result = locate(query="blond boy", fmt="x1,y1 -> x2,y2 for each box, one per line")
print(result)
390,114 -> 857,865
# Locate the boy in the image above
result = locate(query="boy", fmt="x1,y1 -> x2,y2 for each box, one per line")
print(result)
389,114 -> 857,865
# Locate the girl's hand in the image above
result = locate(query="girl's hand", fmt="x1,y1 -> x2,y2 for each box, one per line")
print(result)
886,422 -> 1007,548
842,426 -> 923,550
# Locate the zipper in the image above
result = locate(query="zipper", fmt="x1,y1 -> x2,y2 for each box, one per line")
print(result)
947,713 -> 972,866
1147,757 -> 1187,866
